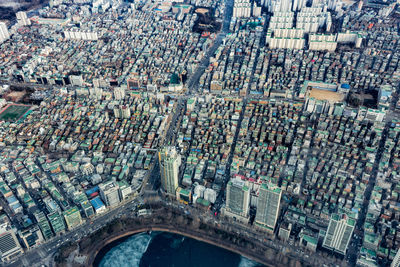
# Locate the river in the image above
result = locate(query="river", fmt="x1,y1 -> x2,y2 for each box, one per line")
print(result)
95,232 -> 266,267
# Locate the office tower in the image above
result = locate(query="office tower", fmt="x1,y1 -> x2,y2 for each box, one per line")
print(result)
159,146 -> 181,196
0,22 -> 10,43
16,11 -> 31,26
47,212 -> 66,234
225,177 -> 250,220
255,182 -> 282,232
0,223 -> 23,262
34,211 -> 54,240
99,180 -> 121,207
322,213 -> 355,254
63,206 -> 83,230
392,248 -> 400,267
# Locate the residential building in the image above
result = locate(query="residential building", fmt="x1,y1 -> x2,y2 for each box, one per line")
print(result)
224,177 -> 250,222
0,22 -> 10,43
323,213 -> 355,255
255,182 -> 282,232
16,11 -> 31,26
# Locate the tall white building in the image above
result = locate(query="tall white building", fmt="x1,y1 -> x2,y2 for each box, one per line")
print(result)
114,105 -> 131,119
224,177 -> 250,222
264,0 -> 292,12
280,0 -> 292,12
268,11 -> 294,29
159,147 -> 181,196
266,28 -> 305,49
99,180 -> 121,207
114,87 -> 126,100
233,0 -> 252,18
0,22 -> 10,44
16,11 -> 31,26
292,0 -> 306,11
255,182 -> 282,232
252,2 -> 262,17
323,213 -> 355,255
308,33 -> 337,51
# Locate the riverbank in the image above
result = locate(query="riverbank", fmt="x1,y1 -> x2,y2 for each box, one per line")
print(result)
53,202 -> 344,267
90,226 -> 271,267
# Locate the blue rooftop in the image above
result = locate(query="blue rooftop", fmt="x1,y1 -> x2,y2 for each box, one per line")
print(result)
90,196 -> 105,210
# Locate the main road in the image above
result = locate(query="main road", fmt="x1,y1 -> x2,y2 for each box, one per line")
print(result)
4,195 -> 144,267
186,0 -> 234,93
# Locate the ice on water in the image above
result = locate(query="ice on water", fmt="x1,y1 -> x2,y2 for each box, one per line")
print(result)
99,233 -> 153,267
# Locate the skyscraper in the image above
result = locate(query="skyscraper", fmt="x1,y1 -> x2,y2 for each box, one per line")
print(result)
323,213 -> 355,255
0,22 -> 10,44
159,146 -> 181,196
255,182 -> 282,232
224,177 -> 250,222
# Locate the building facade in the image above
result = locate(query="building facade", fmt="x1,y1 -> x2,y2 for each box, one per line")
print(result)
63,206 -> 83,230
99,180 -> 121,207
323,213 -> 355,255
224,177 -> 250,222
0,22 -> 10,44
159,146 -> 181,196
0,223 -> 23,262
255,182 -> 282,232
16,11 -> 31,26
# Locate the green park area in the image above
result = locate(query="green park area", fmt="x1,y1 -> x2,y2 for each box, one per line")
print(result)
0,104 -> 31,122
